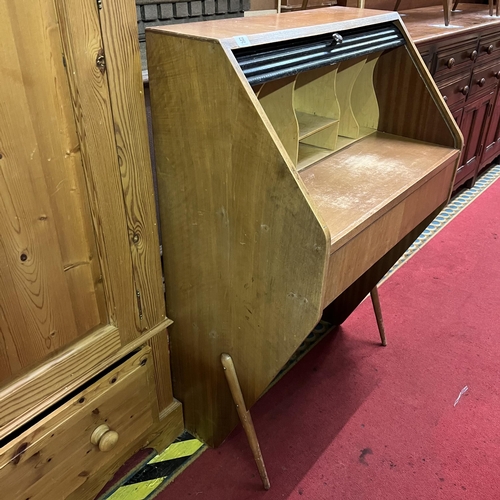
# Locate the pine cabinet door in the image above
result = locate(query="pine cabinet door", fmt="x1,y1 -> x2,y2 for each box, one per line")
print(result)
0,0 -> 168,436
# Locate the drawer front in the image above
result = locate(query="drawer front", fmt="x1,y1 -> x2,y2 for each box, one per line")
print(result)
435,39 -> 478,78
0,349 -> 158,500
322,157 -> 458,306
478,32 -> 500,61
469,61 -> 500,98
438,72 -> 471,108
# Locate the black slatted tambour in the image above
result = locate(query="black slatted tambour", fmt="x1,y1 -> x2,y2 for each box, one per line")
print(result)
234,23 -> 405,85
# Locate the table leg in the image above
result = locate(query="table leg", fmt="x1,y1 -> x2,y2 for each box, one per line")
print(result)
443,0 -> 450,25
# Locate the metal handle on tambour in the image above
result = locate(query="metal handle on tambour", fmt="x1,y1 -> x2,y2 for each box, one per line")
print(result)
330,33 -> 343,47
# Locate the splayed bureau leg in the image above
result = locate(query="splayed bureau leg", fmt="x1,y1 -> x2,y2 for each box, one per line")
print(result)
221,353 -> 271,490
370,286 -> 387,347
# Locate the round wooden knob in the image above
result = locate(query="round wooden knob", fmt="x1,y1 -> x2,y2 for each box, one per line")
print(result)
91,424 -> 119,452
446,57 -> 455,69
494,71 -> 500,79
443,95 -> 448,102
460,85 -> 469,95
487,44 -> 494,54
470,50 -> 478,61
478,77 -> 486,87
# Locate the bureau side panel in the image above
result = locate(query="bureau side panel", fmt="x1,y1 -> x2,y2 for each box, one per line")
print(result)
147,33 -> 328,447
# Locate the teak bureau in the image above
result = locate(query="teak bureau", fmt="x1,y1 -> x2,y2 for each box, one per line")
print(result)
147,6 -> 462,483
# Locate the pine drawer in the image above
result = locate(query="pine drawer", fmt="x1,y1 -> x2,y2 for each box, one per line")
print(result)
0,349 -> 159,500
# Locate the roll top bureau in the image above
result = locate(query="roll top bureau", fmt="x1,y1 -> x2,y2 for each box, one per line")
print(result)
146,7 -> 462,448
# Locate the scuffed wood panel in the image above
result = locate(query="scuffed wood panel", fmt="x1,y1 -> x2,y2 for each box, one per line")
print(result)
0,0 -> 105,382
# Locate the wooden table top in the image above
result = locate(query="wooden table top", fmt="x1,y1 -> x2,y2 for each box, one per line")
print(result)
401,4 -> 500,45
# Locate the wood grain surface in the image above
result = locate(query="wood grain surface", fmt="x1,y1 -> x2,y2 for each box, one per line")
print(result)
148,7 -> 400,46
98,0 -> 166,330
0,349 -> 158,500
0,0 -> 105,382
300,132 -> 458,251
147,9 -> 462,449
54,0 -> 143,344
258,76 -> 300,164
401,4 -> 500,45
148,32 -> 329,447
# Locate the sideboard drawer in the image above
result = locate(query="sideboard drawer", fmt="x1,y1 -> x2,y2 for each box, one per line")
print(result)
438,71 -> 471,108
478,32 -> 500,61
0,349 -> 158,500
469,61 -> 500,97
435,38 -> 478,78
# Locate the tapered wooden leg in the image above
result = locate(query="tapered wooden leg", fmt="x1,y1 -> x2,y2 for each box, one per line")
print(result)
370,286 -> 387,346
221,353 -> 270,490
442,0 -> 450,25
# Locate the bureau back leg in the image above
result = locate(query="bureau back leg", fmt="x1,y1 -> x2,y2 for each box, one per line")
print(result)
221,353 -> 271,490
370,286 -> 387,346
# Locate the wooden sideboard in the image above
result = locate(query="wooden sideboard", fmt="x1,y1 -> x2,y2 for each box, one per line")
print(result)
147,7 -> 461,454
0,1 -> 182,498
402,5 -> 500,189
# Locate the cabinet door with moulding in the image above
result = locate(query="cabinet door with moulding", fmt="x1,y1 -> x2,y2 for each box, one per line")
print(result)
454,90 -> 495,187
0,0 -> 170,439
480,86 -> 500,169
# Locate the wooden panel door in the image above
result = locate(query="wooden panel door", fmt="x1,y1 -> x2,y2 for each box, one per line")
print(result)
0,0 -> 171,437
454,90 -> 495,187
480,86 -> 500,168
0,0 -> 106,383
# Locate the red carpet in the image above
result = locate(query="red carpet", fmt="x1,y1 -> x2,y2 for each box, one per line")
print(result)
159,177 -> 500,500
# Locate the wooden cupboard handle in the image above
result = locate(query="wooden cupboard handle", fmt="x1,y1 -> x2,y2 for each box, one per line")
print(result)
478,77 -> 486,87
494,71 -> 500,79
487,44 -> 494,54
470,50 -> 478,61
460,85 -> 469,95
443,95 -> 448,102
91,424 -> 119,452
446,57 -> 455,68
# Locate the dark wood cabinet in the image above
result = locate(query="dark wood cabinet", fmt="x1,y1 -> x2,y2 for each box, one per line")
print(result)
480,88 -> 500,169
404,5 -> 500,190
454,91 -> 495,186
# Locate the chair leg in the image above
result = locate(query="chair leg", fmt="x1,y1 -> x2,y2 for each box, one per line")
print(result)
442,0 -> 450,25
370,286 -> 387,346
452,0 -> 459,12
221,353 -> 271,490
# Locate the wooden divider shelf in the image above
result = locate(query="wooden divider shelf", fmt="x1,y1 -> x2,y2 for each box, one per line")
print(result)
297,112 -> 338,139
